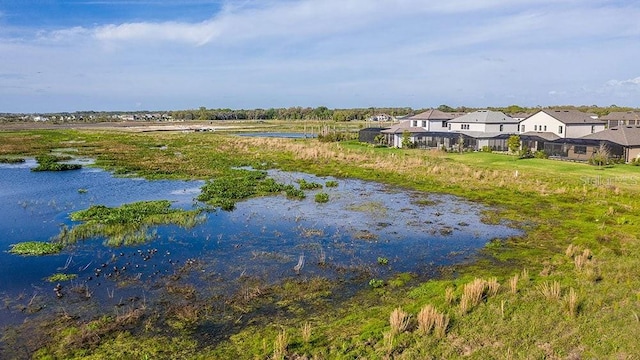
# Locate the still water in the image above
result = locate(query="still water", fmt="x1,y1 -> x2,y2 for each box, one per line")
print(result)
0,160 -> 519,327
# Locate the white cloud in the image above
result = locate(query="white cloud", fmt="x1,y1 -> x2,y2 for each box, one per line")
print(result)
607,77 -> 640,87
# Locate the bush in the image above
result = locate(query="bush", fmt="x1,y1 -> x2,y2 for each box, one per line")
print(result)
481,146 -> 493,153
534,150 -> 549,159
518,148 -> 533,159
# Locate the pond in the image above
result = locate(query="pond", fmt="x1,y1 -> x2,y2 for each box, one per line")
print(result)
0,160 -> 519,328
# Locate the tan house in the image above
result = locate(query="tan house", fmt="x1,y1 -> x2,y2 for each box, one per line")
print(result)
599,111 -> 640,128
519,109 -> 605,138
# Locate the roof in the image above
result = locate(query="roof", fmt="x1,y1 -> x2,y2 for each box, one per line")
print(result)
599,111 -> 640,121
509,112 -> 533,119
520,131 -> 560,141
407,109 -> 454,121
537,109 -> 603,125
380,121 -> 425,134
451,130 -> 515,139
579,126 -> 640,147
448,110 -> 518,124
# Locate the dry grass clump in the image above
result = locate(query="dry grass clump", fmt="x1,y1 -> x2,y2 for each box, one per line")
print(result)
445,287 -> 456,305
272,329 -> 288,360
301,322 -> 312,343
538,281 -> 562,301
509,274 -> 519,294
460,278 -> 488,314
487,277 -> 500,296
389,307 -> 412,334
417,305 -> 438,334
565,287 -> 578,317
417,304 -> 449,338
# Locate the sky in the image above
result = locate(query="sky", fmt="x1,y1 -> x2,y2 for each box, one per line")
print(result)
0,0 -> 639,113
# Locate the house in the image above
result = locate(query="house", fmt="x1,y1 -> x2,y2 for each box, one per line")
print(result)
519,109 -> 605,139
446,110 -> 519,151
405,109 -> 457,132
447,110 -> 519,133
599,111 -> 640,128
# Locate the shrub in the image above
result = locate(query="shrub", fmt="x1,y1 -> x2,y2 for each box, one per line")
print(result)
534,150 -> 549,159
369,278 -> 384,288
481,146 -> 493,153
389,307 -> 411,334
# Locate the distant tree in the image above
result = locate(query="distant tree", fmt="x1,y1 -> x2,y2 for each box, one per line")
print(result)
198,106 -> 208,121
438,104 -> 455,112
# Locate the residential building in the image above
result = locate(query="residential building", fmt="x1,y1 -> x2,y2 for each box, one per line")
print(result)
599,111 -> 640,128
519,109 -> 605,139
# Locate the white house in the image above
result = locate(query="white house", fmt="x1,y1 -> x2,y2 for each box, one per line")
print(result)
406,109 -> 458,131
519,109 -> 605,139
447,110 -> 519,133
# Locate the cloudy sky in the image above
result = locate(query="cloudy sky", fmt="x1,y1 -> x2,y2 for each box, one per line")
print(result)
0,0 -> 639,113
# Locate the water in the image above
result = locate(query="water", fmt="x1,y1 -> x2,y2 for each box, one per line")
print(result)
0,160 -> 519,327
236,132 -> 315,138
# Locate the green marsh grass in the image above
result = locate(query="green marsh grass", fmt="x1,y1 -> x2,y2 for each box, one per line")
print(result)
59,200 -> 202,246
9,241 -> 63,256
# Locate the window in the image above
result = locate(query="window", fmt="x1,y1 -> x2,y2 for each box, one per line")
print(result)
422,121 -> 427,127
499,124 -> 504,132
591,125 -> 595,134
574,146 -> 587,154
558,125 -> 563,134
442,121 -> 447,128
544,125 -> 547,131
448,124 -> 451,130
411,120 -> 417,127
520,125 -> 525,132
534,125 -> 538,131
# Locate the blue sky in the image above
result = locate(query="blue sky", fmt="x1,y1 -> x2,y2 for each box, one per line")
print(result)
1,0 -> 639,113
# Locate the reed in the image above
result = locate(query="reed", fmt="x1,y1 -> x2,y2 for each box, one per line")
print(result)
487,277 -> 500,297
301,322 -> 312,343
539,281 -> 561,301
460,278 -> 487,314
445,287 -> 456,305
417,304 -> 438,334
389,307 -> 411,334
272,330 -> 288,360
566,287 -> 578,317
509,274 -> 519,294
434,313 -> 450,338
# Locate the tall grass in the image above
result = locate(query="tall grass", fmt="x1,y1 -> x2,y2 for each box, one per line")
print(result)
460,278 -> 487,314
389,307 -> 411,334
538,281 -> 561,301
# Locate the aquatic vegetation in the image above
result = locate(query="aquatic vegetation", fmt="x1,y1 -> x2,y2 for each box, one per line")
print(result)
9,241 -> 63,256
197,169 -> 288,210
59,200 -> 202,246
0,156 -> 25,164
325,180 -> 339,187
314,192 -> 329,203
296,178 -> 323,190
46,273 -> 78,282
32,154 -> 82,172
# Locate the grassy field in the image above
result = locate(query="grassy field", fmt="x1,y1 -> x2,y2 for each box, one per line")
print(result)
1,126 -> 639,359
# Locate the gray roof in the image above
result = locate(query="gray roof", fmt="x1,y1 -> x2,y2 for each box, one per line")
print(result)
538,109 -> 603,125
520,131 -> 560,141
448,110 -> 518,124
407,109 -> 455,120
580,126 -> 640,147
451,130 -> 514,139
599,111 -> 640,121
380,120 -> 424,134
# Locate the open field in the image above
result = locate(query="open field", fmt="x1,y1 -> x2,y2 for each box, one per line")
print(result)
1,125 -> 639,359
